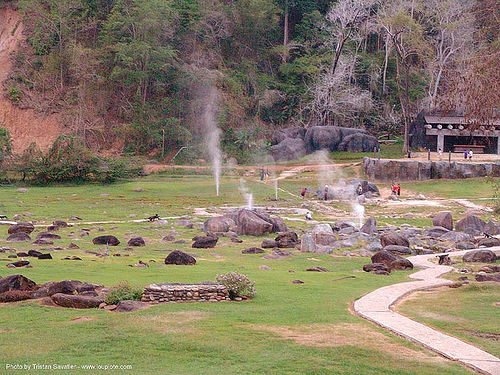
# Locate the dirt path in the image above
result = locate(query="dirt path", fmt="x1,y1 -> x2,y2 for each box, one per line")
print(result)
354,248 -> 500,375
0,6 -> 63,152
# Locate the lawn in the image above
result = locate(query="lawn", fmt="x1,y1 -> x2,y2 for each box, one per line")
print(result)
0,172 -> 492,374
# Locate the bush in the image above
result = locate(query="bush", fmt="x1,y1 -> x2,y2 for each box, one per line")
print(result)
216,272 -> 256,299
105,281 -> 143,305
7,86 -> 22,103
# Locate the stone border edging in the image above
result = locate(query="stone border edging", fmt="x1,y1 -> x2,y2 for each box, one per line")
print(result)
354,248 -> 500,375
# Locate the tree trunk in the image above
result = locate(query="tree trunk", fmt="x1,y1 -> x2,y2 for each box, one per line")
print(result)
283,0 -> 289,63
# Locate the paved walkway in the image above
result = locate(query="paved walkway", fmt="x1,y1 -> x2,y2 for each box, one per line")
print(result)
354,248 -> 500,375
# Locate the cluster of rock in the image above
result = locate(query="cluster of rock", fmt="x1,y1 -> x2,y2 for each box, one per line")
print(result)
364,157 -> 500,181
0,275 -> 103,307
271,126 -> 379,162
204,208 -> 287,236
311,179 -> 380,201
142,283 -> 231,303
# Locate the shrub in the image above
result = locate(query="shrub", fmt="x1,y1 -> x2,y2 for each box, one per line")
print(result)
7,86 -> 21,103
105,281 -> 143,305
216,272 -> 256,299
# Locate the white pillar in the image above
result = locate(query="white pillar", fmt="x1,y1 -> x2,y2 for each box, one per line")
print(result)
437,134 -> 444,152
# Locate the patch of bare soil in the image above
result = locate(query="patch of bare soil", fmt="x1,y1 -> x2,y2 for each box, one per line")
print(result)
119,310 -> 210,334
464,330 -> 500,341
0,6 -> 64,153
250,323 -> 446,363
70,316 -> 95,323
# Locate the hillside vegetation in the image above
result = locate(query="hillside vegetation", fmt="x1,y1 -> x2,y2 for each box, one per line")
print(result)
0,0 -> 498,162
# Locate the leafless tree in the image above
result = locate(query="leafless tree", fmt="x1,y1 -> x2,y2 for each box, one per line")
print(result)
325,0 -> 379,75
424,0 -> 475,108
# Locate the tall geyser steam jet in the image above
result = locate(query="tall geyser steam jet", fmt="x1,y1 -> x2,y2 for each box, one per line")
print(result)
201,85 -> 222,196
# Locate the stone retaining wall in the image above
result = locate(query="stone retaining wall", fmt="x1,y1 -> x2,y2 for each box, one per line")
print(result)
363,157 -> 500,181
142,283 -> 230,303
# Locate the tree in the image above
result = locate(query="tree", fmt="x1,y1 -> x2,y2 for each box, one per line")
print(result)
378,1 -> 431,151
424,0 -> 475,108
325,0 -> 378,75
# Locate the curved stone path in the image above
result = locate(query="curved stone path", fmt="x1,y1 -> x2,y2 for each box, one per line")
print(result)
354,249 -> 500,375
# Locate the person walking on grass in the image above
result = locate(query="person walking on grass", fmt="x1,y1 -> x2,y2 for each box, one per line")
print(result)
301,187 -> 307,199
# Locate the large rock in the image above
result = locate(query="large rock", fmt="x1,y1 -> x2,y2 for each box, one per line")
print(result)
271,137 -> 307,162
0,274 -> 36,293
242,247 -> 265,254
380,232 -> 409,247
433,212 -> 453,231
36,232 -> 61,240
6,260 -> 30,267
33,280 -> 96,298
462,250 -> 496,263
51,293 -> 103,308
363,263 -> 390,274
383,245 -> 413,255
390,258 -> 414,270
455,216 -> 486,234
477,237 -> 500,248
475,273 -> 500,282
261,239 -> 277,248
203,217 -> 236,233
456,241 -> 476,250
311,224 -> 336,246
439,231 -> 474,242
127,237 -> 145,247
114,300 -> 148,313
8,222 -> 35,235
360,217 -> 377,235
7,232 -> 31,242
275,232 -> 298,248
424,226 -> 450,239
371,250 -> 399,267
165,250 -> 196,265
231,209 -> 273,236
272,127 -> 306,145
192,234 -> 218,248
337,133 -> 379,153
304,126 -> 367,153
484,221 -> 500,236
92,235 -> 120,246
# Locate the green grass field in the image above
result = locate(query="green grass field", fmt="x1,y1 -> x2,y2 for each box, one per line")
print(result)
0,171 -> 497,374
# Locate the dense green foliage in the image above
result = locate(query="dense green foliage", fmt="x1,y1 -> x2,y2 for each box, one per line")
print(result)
4,0 -> 499,160
105,281 -> 143,305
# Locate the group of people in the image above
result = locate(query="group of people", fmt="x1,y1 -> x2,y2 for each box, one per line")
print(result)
463,149 -> 474,160
260,168 -> 271,181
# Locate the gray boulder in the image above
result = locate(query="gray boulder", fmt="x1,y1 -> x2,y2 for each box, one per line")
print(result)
477,237 -> 500,248
433,212 -> 453,231
463,250 -> 496,263
8,222 -> 35,235
272,127 -> 306,145
483,221 -> 500,236
380,232 -> 409,247
455,215 -> 486,234
424,226 -> 450,239
337,133 -> 379,152
203,217 -> 236,233
439,231 -> 474,242
383,245 -> 413,255
456,241 -> 476,250
271,137 -> 307,162
360,217 -> 377,235
7,232 -> 31,242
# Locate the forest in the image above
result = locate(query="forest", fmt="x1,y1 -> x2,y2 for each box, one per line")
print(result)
1,0 -> 499,162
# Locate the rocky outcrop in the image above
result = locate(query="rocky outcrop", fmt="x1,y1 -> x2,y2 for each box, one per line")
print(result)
275,231 -> 298,248
270,126 -> 379,162
271,137 -> 307,162
223,209 -> 287,236
242,247 -> 265,254
364,157 -> 500,181
360,217 -> 377,235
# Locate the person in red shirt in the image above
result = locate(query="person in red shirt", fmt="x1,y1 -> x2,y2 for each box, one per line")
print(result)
301,188 -> 307,198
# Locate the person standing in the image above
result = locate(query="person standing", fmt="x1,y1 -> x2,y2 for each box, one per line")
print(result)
438,148 -> 442,160
301,188 -> 307,199
324,185 -> 329,201
469,150 -> 473,161
464,150 -> 468,160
